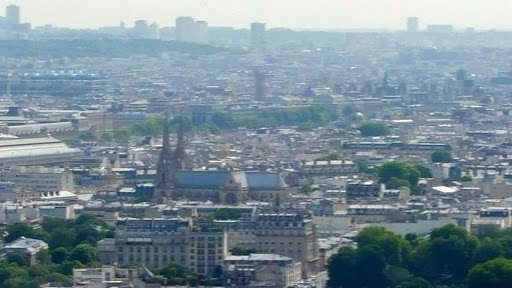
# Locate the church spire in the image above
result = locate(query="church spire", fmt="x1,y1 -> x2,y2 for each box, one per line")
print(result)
154,112 -> 173,202
174,116 -> 187,170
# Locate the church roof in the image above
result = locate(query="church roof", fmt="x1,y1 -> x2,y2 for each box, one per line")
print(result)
175,170 -> 231,188
174,170 -> 286,190
246,171 -> 286,189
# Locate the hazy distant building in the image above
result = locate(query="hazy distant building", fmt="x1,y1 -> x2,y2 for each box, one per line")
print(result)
176,16 -> 195,42
134,20 -> 150,38
195,20 -> 208,43
427,24 -> 454,33
176,17 -> 208,43
5,5 -> 20,25
254,70 -> 266,101
407,17 -> 419,32
250,22 -> 266,51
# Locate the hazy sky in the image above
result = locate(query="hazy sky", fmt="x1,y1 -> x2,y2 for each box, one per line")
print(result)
3,0 -> 512,30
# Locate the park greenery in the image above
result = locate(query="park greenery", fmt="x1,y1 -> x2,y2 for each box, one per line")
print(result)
341,104 -> 361,118
315,152 -> 343,161
431,148 -> 453,163
358,121 -> 390,137
377,161 -> 432,192
109,106 -> 336,142
0,214 -> 113,288
0,39 -> 225,59
327,224 -> 512,288
212,208 -> 242,220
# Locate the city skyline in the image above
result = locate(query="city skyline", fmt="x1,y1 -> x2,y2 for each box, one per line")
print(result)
3,0 -> 512,30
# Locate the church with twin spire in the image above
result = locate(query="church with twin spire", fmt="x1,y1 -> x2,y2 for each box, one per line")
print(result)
154,115 -> 290,205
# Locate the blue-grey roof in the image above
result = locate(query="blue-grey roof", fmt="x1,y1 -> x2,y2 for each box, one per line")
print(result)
245,172 -> 286,189
174,171 -> 231,188
174,171 -> 286,190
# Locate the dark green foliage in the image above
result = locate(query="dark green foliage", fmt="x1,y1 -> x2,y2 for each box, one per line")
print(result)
6,252 -> 29,267
378,161 -> 422,189
466,258 -> 512,288
298,184 -> 316,195
51,247 -> 69,264
461,174 -> 473,182
69,244 -> 97,265
212,208 -> 242,220
230,246 -> 257,256
342,104 -> 360,117
359,121 -> 390,136
0,215 -> 113,287
79,131 -> 96,142
431,149 -> 453,163
155,263 -> 201,285
0,39 -> 225,58
327,224 -> 512,288
315,152 -> 343,161
357,160 -> 369,173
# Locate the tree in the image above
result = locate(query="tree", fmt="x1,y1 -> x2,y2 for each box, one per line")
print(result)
397,277 -> 432,288
6,252 -> 30,267
327,247 -> 360,288
212,208 -> 242,220
101,132 -> 113,142
35,249 -> 51,265
51,247 -> 69,264
431,149 -> 453,163
408,224 -> 478,285
315,152 -> 343,161
386,177 -> 411,189
79,131 -> 96,142
472,238 -> 503,265
49,228 -> 76,250
298,184 -> 315,195
378,161 -> 421,188
415,164 -> 433,178
466,258 -> 512,288
358,121 -> 390,137
357,160 -> 369,173
45,272 -> 73,287
342,104 -> 360,117
230,246 -> 256,256
69,244 -> 97,265
461,174 -> 473,182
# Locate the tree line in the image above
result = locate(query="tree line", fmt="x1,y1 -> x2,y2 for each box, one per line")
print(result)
328,224 -> 512,288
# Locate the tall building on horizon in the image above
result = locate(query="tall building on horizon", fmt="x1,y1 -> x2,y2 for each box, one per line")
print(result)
6,5 -> 20,25
176,16 -> 208,44
407,17 -> 419,32
250,22 -> 266,51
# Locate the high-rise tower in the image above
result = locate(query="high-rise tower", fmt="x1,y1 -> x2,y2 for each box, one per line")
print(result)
407,17 -> 419,32
6,5 -> 20,25
250,22 -> 266,51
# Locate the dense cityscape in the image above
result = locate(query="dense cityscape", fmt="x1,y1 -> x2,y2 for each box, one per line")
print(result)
0,2 -> 512,288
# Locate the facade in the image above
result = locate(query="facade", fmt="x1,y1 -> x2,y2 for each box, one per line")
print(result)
346,180 -> 381,198
98,217 -> 228,276
176,16 -> 195,42
197,213 -> 321,278
223,254 -> 302,287
73,265 -> 142,288
0,74 -> 107,96
0,166 -> 74,192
